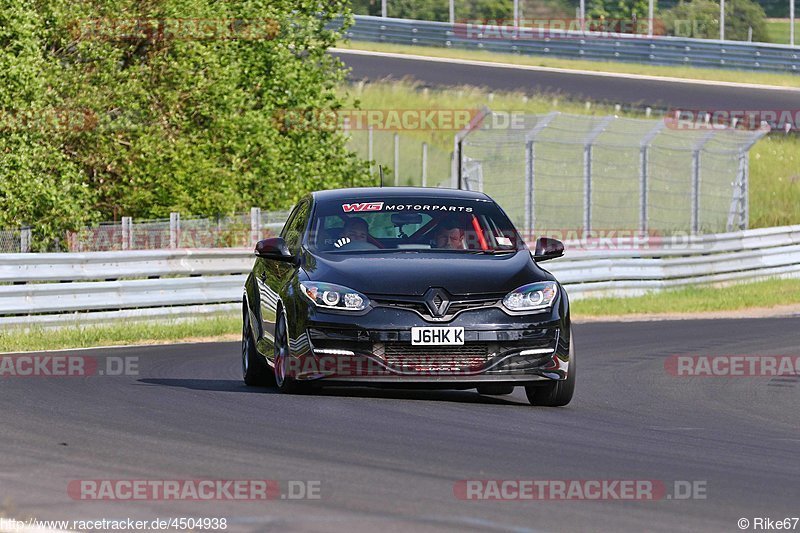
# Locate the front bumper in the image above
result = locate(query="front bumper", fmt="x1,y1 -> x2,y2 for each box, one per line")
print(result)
286,305 -> 571,384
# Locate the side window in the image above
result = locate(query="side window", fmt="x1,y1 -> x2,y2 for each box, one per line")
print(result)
281,200 -> 311,254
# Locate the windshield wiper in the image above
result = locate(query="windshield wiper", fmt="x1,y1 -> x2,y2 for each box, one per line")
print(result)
469,249 -> 517,255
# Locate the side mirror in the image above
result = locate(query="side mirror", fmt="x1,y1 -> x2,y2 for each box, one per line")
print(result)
533,237 -> 564,262
255,238 -> 294,262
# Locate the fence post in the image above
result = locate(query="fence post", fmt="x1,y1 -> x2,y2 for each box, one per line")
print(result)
20,226 -> 31,253
393,133 -> 400,186
743,152 -> 750,230
452,106 -> 491,190
368,126 -> 374,176
639,122 -> 665,233
525,141 -> 534,235
421,142 -> 428,187
583,116 -> 614,233
169,212 -> 180,249
727,154 -> 744,232
691,130 -> 715,235
732,131 -> 767,230
524,112 -> 559,238
121,217 -> 132,250
250,207 -> 261,247
690,151 -> 700,235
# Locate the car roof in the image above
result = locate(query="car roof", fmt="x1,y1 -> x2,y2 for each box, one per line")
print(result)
310,187 -> 492,203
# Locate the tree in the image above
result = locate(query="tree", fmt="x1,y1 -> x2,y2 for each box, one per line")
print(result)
661,0 -> 768,41
0,0 -> 370,248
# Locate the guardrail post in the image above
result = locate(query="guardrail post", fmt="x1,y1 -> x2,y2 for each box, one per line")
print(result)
121,217 -> 132,250
393,133 -> 400,186
169,212 -> 180,249
421,142 -> 428,187
250,207 -> 261,247
20,227 -> 31,253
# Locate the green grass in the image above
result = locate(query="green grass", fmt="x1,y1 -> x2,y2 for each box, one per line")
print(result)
338,41 -> 800,88
343,80 -> 619,189
0,314 -> 240,353
572,278 -> 800,316
1,281 -> 798,352
750,135 -> 800,227
343,80 -> 800,228
765,19 -> 800,45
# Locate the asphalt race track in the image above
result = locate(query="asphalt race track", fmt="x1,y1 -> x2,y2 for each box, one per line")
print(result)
2,318 -> 798,532
335,50 -> 800,111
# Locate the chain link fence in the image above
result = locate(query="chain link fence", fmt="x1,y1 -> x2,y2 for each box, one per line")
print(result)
457,111 -> 767,238
0,228 -> 29,253
346,126 -> 453,187
1,209 -> 291,253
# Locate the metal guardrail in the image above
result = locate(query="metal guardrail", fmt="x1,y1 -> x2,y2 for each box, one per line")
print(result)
1,225 -> 799,327
344,15 -> 800,73
547,224 -> 800,297
0,249 -> 253,327
0,249 -> 254,283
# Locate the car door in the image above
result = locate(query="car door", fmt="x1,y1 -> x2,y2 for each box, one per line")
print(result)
255,198 -> 311,359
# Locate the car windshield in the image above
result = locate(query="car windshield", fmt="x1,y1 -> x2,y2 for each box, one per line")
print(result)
307,196 -> 524,253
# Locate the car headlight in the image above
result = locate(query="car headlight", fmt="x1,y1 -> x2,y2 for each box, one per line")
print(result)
502,281 -> 558,312
300,282 -> 370,311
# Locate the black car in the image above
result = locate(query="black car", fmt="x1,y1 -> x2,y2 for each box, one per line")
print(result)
242,187 -> 574,406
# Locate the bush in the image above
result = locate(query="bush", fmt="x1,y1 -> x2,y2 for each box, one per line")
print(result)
0,0 -> 370,247
661,0 -> 768,41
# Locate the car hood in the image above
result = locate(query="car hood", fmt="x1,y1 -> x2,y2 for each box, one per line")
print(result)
302,250 -> 552,296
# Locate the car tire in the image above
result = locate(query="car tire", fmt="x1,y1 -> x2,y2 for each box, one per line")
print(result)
477,385 -> 515,395
525,335 -> 575,407
242,302 -> 274,387
273,312 -> 309,394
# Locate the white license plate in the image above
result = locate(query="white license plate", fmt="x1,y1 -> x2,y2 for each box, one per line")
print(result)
411,327 -> 465,346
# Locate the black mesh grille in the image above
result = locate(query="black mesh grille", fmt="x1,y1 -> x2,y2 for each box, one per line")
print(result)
377,343 -> 491,372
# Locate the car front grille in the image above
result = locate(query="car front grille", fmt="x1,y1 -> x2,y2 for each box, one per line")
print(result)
370,296 -> 500,320
375,342 -> 491,373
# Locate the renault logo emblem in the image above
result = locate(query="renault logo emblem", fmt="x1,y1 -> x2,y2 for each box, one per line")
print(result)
423,287 -> 451,317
